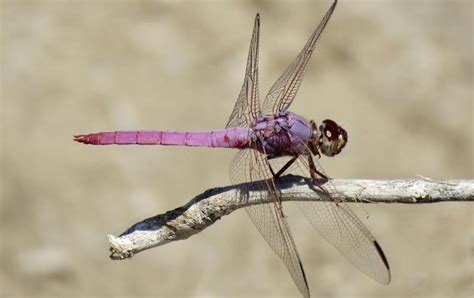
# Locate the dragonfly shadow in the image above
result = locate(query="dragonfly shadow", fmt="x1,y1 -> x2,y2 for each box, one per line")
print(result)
119,174 -> 322,236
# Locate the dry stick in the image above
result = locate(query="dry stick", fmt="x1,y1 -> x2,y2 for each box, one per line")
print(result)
108,175 -> 474,260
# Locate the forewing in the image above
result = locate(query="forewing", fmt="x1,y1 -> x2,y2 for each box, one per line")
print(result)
261,0 -> 337,115
281,155 -> 391,284
230,149 -> 310,297
226,14 -> 261,129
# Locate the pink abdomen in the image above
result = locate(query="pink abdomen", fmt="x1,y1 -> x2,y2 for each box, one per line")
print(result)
74,128 -> 250,149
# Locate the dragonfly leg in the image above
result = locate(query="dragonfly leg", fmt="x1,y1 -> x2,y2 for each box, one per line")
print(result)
275,156 -> 298,218
266,156 -> 298,218
308,156 -> 329,180
269,155 -> 299,179
308,155 -> 339,205
267,159 -> 277,177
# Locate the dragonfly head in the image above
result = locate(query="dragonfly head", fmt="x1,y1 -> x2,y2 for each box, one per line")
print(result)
311,119 -> 348,157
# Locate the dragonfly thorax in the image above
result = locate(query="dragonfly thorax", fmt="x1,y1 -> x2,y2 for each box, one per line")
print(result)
250,111 -> 313,158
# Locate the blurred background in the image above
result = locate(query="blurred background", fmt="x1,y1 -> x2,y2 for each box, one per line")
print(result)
1,0 -> 472,297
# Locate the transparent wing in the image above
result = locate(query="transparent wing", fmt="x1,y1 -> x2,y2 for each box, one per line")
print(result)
275,154 -> 391,284
230,149 -> 310,298
261,0 -> 337,115
226,14 -> 261,129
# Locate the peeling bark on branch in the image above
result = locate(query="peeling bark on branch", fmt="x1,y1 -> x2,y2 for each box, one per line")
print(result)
108,175 -> 473,260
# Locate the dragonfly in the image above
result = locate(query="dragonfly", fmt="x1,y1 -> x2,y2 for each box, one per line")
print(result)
74,1 -> 390,296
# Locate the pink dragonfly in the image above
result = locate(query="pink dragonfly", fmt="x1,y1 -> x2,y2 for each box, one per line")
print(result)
75,1 -> 390,296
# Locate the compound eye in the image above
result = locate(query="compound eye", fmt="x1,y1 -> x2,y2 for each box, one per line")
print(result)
322,119 -> 339,141
325,129 -> 332,139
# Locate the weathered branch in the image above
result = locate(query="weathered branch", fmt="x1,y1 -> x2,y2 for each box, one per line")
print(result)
108,175 -> 473,260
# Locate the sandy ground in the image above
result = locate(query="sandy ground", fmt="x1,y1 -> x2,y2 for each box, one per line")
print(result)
1,0 -> 473,297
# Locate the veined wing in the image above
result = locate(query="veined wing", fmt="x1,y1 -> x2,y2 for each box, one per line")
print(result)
230,149 -> 310,297
226,14 -> 261,129
273,153 -> 391,284
261,0 -> 337,115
